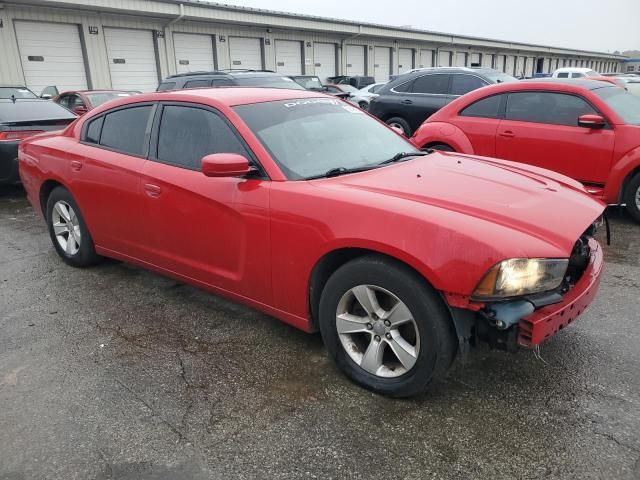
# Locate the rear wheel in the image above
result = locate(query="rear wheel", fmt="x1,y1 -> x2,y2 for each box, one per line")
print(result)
624,173 -> 640,223
319,255 -> 457,397
385,117 -> 411,137
358,101 -> 368,110
46,186 -> 101,267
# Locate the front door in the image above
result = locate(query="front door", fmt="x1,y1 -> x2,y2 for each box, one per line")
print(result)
495,91 -> 615,184
141,103 -> 272,303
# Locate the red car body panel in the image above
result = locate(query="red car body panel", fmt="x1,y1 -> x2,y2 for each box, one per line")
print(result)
411,81 -> 640,204
19,88 -> 605,339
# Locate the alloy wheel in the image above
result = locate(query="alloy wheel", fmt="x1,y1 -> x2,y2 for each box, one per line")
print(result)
336,284 -> 420,378
51,200 -> 81,255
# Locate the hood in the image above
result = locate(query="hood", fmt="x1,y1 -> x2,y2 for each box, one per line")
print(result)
312,152 -> 605,254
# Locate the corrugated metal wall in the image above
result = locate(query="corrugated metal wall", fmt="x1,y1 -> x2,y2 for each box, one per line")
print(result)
0,2 -> 624,91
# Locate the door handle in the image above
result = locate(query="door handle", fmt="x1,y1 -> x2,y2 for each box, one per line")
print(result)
144,183 -> 161,198
70,160 -> 82,171
400,99 -> 413,105
499,130 -> 515,138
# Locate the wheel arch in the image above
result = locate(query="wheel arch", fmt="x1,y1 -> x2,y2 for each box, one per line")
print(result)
308,247 -> 445,330
39,179 -> 67,218
411,122 -> 474,154
620,165 -> 640,204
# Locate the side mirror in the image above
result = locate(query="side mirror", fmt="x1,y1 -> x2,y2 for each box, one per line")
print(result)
40,85 -> 59,99
389,125 -> 406,136
578,114 -> 606,129
72,105 -> 88,116
201,153 -> 255,177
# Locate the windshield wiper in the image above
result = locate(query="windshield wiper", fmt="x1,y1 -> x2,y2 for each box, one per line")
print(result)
306,166 -> 376,180
378,150 -> 432,166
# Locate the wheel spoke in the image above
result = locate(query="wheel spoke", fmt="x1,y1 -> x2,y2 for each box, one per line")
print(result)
386,332 -> 417,371
384,300 -> 413,327
360,337 -> 385,375
352,285 -> 381,317
53,222 -> 68,236
55,202 -> 71,222
65,234 -> 76,254
336,313 -> 370,334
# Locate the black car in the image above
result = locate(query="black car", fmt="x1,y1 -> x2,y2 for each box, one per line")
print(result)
288,75 -> 351,100
327,75 -> 375,89
0,97 -> 76,185
156,70 -> 306,91
368,67 -> 517,136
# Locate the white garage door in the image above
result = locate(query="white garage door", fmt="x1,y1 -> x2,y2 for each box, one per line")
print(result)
374,47 -> 391,82
398,48 -> 413,74
15,21 -> 88,94
505,55 -> 515,75
469,53 -> 481,66
104,28 -> 158,92
313,43 -> 336,82
438,50 -> 451,67
346,45 -> 365,76
515,56 -> 525,77
229,37 -> 263,70
173,33 -> 214,74
482,53 -> 493,68
419,49 -> 433,69
275,40 -> 302,75
496,55 -> 506,72
455,52 -> 467,67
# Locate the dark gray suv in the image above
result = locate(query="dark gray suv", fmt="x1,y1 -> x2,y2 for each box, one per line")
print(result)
156,70 -> 306,91
368,67 -> 517,136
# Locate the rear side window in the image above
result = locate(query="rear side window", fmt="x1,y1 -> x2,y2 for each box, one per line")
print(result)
211,77 -> 235,86
157,82 -> 176,91
85,116 -> 104,143
450,74 -> 488,95
505,92 -> 596,126
156,105 -> 250,170
411,74 -> 450,94
99,106 -> 153,156
556,72 -> 569,78
184,79 -> 211,88
460,94 -> 503,118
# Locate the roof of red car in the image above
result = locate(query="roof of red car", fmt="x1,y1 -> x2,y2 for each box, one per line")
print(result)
149,87 -> 324,106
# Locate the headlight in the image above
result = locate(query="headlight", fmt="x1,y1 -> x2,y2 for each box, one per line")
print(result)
472,258 -> 568,300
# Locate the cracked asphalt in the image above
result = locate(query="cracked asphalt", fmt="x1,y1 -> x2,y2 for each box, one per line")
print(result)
1,185 -> 639,480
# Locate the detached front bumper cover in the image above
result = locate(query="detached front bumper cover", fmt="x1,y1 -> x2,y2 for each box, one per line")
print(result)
518,238 -> 604,347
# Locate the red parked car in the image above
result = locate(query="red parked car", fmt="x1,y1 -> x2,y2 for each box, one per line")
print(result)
19,88 -> 605,397
53,90 -> 137,116
411,79 -> 640,222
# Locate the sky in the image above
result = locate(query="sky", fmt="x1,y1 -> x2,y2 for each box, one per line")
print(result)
218,0 -> 639,53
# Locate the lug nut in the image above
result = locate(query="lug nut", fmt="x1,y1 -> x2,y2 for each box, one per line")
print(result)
371,313 -> 379,320
374,335 -> 381,342
366,323 -> 373,330
385,332 -> 392,340
384,320 -> 391,327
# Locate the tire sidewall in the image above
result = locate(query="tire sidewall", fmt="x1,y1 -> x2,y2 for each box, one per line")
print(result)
624,174 -> 640,223
385,117 -> 411,137
319,256 -> 455,397
46,186 -> 98,267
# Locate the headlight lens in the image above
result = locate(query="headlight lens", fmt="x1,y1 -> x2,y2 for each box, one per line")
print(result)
473,258 -> 569,300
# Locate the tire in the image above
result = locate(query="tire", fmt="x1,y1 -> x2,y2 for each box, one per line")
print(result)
319,255 -> 457,398
385,117 -> 411,137
624,173 -> 640,223
46,186 -> 101,267
428,143 -> 455,152
358,101 -> 368,110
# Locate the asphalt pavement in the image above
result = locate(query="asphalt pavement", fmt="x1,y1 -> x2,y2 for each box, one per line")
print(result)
1,185 -> 639,480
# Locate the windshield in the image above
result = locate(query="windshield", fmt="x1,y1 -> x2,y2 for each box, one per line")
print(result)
585,70 -> 600,77
234,98 -> 418,180
87,92 -> 134,107
0,87 -> 38,99
594,87 -> 640,125
235,76 -> 305,90
292,77 -> 323,90
339,85 -> 359,93
483,72 -> 518,84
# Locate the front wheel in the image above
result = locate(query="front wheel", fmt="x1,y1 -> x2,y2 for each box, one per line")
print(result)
46,186 -> 101,267
358,101 -> 368,110
319,255 -> 457,397
624,173 -> 640,223
385,117 -> 411,137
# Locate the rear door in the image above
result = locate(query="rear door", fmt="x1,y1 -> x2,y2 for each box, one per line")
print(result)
71,104 -> 153,256
403,73 -> 451,132
141,103 -> 271,302
495,91 -> 614,183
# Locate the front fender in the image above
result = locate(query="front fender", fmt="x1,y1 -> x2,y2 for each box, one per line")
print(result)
411,122 -> 474,153
603,146 -> 640,204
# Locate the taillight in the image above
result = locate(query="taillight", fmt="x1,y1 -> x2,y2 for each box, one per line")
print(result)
0,130 -> 44,141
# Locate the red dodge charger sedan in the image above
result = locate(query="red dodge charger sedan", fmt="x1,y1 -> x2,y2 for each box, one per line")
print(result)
411,79 -> 640,222
19,88 -> 605,397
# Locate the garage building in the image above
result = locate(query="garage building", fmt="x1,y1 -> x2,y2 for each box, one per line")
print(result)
0,0 -> 625,94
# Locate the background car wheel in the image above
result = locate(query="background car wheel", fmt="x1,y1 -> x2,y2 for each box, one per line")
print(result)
46,186 -> 101,267
358,101 -> 368,110
385,117 -> 411,137
319,255 -> 457,398
624,173 -> 640,223
427,143 -> 455,152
